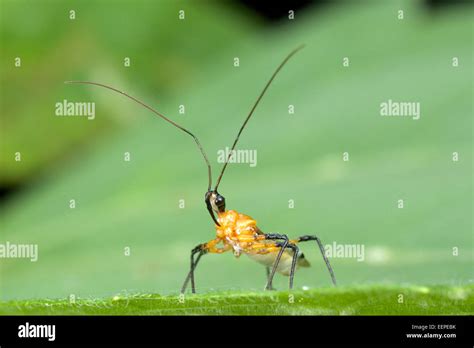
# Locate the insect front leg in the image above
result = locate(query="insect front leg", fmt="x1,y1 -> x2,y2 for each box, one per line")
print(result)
181,243 -> 207,294
297,235 -> 337,286
181,238 -> 229,294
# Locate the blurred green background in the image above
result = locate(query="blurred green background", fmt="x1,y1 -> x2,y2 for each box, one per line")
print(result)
0,0 -> 472,300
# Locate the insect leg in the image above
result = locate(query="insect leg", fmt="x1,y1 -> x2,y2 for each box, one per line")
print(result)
297,235 -> 337,286
263,233 -> 289,291
265,267 -> 276,290
181,244 -> 207,294
181,239 -> 229,294
286,243 -> 299,290
271,241 -> 299,290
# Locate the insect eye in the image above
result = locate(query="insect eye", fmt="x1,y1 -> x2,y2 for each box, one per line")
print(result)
215,195 -> 225,207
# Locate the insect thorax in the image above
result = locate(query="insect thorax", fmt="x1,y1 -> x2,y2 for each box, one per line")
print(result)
216,210 -> 258,239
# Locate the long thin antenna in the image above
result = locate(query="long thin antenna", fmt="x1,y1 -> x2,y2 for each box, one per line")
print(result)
214,45 -> 305,191
64,80 -> 212,191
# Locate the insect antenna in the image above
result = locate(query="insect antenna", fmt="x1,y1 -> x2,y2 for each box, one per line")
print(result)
64,80 -> 212,191
213,45 -> 305,191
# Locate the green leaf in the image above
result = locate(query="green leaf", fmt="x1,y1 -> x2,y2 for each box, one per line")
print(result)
1,286 -> 472,315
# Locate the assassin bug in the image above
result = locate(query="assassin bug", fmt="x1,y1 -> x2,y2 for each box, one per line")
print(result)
66,45 -> 336,294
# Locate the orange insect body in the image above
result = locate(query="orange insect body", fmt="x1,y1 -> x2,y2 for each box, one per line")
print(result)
206,210 -> 310,276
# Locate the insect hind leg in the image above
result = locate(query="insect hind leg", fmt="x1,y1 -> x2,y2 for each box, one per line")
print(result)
297,235 -> 337,286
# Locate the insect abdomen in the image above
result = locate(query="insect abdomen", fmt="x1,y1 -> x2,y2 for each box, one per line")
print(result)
247,250 -> 310,276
